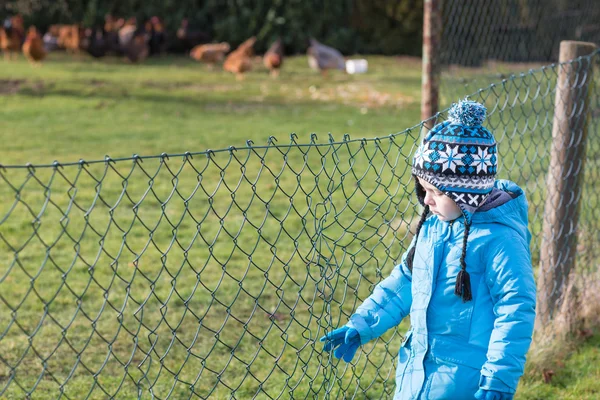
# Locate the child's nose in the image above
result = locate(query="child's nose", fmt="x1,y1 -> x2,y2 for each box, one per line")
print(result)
424,193 -> 435,206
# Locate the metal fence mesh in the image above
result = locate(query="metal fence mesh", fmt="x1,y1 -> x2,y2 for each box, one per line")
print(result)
1,50 -> 598,399
0,132 -> 423,399
440,0 -> 600,104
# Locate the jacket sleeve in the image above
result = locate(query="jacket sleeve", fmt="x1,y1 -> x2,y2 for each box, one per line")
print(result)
480,233 -> 537,393
345,239 -> 414,344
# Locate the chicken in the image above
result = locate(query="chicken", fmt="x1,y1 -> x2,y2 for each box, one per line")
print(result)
190,42 -> 230,68
84,26 -> 108,58
118,18 -> 138,50
57,24 -> 82,54
176,18 -> 210,54
0,15 -> 25,61
22,26 -> 46,65
223,36 -> 256,80
307,38 -> 346,76
263,38 -> 284,77
124,28 -> 149,63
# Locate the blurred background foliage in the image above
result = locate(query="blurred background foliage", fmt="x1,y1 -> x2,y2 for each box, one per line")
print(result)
1,0 -> 425,55
2,0 -> 598,61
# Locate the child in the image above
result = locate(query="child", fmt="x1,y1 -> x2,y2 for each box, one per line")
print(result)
320,100 -> 536,400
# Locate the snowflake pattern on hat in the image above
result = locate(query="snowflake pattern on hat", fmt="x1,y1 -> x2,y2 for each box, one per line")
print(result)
412,100 -> 497,223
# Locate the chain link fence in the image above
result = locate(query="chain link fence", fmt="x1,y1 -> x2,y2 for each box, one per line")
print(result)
440,0 -> 600,104
0,49 -> 598,398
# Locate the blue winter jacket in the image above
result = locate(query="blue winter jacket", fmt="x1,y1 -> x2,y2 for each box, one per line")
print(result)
346,180 -> 536,399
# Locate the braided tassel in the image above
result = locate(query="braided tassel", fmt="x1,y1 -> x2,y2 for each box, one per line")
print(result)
454,269 -> 472,301
455,222 -> 472,301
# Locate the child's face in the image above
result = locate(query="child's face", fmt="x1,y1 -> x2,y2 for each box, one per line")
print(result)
418,178 -> 462,221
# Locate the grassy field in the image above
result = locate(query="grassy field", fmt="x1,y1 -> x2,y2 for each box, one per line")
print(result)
0,53 -> 424,166
0,53 -> 598,399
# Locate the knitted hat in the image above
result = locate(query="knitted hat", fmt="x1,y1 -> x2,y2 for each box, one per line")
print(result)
408,100 -> 498,301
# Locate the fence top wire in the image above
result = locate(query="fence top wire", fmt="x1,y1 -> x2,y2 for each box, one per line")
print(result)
0,122 -> 427,170
3,49 -> 597,171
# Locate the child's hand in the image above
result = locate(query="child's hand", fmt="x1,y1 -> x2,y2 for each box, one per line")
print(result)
474,389 -> 514,400
319,326 -> 361,362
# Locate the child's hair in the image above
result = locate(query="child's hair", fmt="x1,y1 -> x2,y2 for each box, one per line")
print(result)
409,100 -> 497,301
405,205 -> 428,272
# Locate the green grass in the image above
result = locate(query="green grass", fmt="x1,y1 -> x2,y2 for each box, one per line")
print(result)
0,52 -> 598,399
0,53 -> 422,400
518,335 -> 600,400
0,53 -> 423,166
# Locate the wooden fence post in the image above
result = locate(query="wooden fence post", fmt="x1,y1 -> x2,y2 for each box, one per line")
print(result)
537,41 -> 596,327
421,0 -> 442,130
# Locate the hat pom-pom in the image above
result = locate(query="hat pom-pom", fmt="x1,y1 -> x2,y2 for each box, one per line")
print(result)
448,100 -> 487,126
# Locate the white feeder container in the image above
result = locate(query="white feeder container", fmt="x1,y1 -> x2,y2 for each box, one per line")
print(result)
345,59 -> 368,74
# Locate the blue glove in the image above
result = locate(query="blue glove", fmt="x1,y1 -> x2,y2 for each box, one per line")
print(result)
319,326 -> 361,362
474,389 -> 514,400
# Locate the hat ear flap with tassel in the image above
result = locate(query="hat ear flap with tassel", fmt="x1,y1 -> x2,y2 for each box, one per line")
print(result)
410,99 -> 497,302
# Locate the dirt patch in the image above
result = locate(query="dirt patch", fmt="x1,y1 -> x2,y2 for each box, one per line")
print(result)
142,80 -> 243,92
17,81 -> 46,96
186,84 -> 244,92
89,79 -> 106,87
301,82 -> 415,108
0,79 -> 25,95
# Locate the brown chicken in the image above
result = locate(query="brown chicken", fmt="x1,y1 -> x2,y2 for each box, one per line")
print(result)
124,30 -> 149,63
22,26 -> 46,65
263,38 -> 284,77
190,42 -> 230,68
0,15 -> 25,61
223,36 -> 256,80
56,24 -> 82,54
